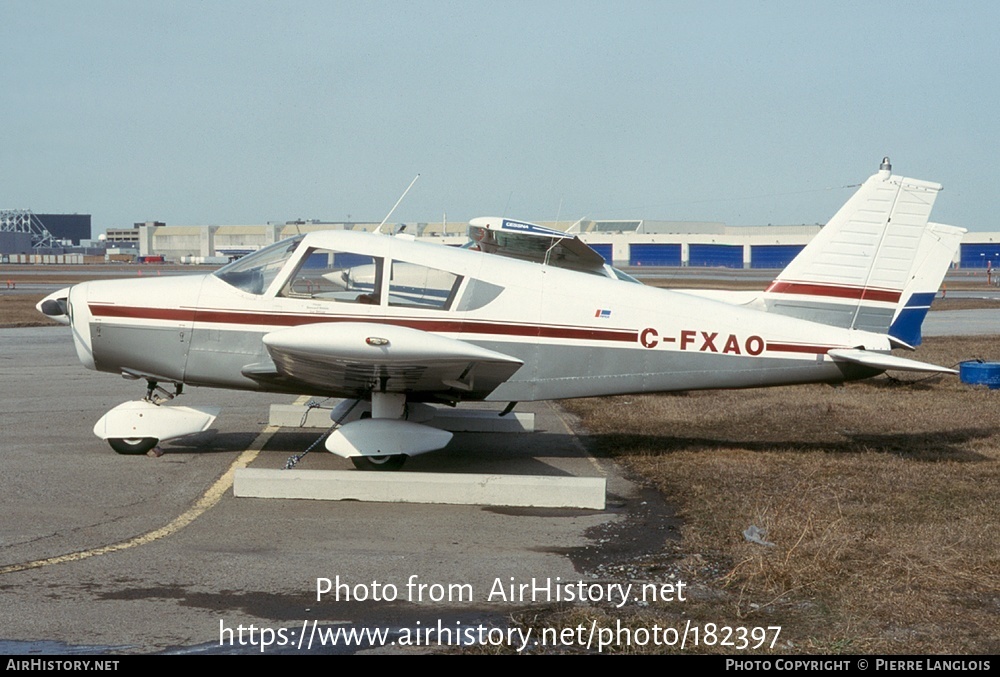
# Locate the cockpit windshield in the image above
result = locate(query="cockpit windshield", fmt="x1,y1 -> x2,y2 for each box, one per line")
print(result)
214,236 -> 303,294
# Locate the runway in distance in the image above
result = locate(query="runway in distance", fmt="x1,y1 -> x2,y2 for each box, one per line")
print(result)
38,158 -> 961,469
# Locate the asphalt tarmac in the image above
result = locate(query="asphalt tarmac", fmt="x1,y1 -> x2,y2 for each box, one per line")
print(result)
923,308 -> 1000,336
0,327 -> 672,655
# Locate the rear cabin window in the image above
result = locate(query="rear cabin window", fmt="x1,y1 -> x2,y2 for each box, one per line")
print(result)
387,261 -> 462,310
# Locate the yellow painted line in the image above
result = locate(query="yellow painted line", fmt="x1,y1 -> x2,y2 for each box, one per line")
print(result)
0,397 -> 311,575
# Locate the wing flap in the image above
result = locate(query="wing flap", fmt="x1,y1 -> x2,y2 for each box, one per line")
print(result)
262,322 -> 524,398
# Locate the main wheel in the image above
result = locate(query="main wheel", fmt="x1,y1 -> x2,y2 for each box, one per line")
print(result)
108,437 -> 159,455
350,454 -> 407,471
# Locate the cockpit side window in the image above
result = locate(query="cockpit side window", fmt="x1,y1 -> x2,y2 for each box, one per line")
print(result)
214,236 -> 303,294
278,248 -> 384,304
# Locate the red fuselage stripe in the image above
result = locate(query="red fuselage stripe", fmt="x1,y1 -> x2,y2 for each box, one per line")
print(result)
88,304 -> 640,343
89,305 -> 845,355
764,281 -> 901,303
765,342 -> 833,354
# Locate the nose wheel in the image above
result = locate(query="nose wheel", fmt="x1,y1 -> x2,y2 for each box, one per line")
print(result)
108,437 -> 159,455
350,454 -> 407,471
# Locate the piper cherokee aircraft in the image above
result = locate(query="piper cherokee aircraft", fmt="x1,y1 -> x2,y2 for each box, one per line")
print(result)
38,159 -> 958,469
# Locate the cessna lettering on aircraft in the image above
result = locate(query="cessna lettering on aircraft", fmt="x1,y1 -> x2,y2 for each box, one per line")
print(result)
38,159 -> 959,469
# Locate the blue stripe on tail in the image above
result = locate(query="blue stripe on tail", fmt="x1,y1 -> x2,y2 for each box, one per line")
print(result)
888,292 -> 937,346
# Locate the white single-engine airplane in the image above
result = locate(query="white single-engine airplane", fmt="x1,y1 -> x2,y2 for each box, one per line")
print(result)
38,159 -> 960,469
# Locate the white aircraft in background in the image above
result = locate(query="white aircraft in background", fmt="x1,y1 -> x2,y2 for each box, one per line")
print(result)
38,159 -> 958,469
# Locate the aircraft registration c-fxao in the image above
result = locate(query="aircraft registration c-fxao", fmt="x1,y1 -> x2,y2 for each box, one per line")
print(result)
38,159 -> 961,469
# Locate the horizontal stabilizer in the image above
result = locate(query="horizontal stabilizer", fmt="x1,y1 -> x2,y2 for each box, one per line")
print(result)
827,348 -> 956,374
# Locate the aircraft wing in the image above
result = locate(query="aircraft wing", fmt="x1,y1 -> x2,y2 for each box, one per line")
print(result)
251,322 -> 524,400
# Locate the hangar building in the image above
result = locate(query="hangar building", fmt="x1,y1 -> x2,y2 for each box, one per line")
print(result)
137,218 -> 1000,270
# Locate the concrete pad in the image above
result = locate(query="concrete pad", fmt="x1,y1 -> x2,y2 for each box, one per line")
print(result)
418,409 -> 535,433
269,403 -> 338,428
268,403 -> 535,432
234,468 -> 606,509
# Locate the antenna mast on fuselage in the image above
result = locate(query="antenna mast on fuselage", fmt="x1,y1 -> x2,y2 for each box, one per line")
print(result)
374,174 -> 420,235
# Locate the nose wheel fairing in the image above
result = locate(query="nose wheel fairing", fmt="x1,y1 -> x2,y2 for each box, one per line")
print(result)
93,400 -> 220,452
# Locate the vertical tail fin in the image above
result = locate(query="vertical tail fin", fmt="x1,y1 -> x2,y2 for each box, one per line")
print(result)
762,159 -> 942,333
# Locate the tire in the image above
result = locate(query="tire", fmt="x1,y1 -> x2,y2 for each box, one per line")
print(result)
108,437 -> 159,455
350,454 -> 407,471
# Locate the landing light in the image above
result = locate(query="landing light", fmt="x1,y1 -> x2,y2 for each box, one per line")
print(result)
366,337 -> 390,346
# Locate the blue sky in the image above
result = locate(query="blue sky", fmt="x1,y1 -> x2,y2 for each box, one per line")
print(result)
3,1 -> 998,233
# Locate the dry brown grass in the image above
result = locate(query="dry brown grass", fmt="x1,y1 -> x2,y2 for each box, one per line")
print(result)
557,336 -> 1000,654
931,297 -> 1000,311
0,263 -> 191,282
0,294 -> 57,327
0,264 -> 204,327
